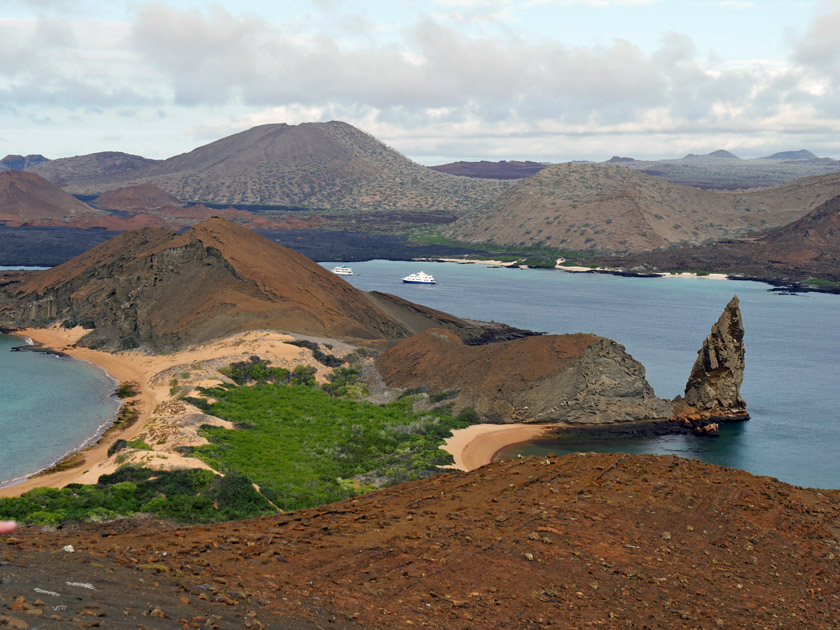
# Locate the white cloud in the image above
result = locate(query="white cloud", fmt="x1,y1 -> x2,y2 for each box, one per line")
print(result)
3,0 -> 840,162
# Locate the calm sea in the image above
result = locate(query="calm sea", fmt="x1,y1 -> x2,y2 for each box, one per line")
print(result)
0,333 -> 121,487
324,261 -> 840,489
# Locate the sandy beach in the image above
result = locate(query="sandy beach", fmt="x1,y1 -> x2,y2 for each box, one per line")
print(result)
0,326 -> 322,497
0,325 -> 564,497
442,423 -> 558,471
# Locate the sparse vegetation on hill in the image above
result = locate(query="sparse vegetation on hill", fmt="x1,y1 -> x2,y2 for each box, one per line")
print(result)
445,163 -> 840,253
29,122 -> 513,213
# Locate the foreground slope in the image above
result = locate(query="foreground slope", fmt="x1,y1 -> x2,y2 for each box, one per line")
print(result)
0,218 -> 489,350
446,163 -> 840,252
3,453 -> 838,628
30,122 -> 512,212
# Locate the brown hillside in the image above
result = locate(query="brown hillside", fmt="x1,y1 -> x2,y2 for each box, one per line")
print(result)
376,328 -> 672,423
4,453 -> 838,628
93,182 -> 182,210
0,171 -> 103,224
445,163 -> 840,253
0,218 -> 491,350
29,151 -> 159,188
29,122 -> 512,212
598,195 -> 840,284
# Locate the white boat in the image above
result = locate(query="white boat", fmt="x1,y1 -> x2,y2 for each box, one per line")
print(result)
331,265 -> 354,276
401,271 -> 437,284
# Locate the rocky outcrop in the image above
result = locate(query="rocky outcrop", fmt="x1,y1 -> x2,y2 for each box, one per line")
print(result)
680,296 -> 748,420
376,328 -> 672,424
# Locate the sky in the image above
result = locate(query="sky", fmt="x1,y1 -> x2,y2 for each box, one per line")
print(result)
2,0 -> 839,164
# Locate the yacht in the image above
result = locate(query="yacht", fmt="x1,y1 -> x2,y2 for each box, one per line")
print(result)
401,271 -> 437,284
331,265 -> 354,276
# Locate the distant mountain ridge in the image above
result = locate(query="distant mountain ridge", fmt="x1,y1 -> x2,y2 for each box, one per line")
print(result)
0,154 -> 48,172
445,163 -> 840,253
28,122 -> 512,213
606,149 -> 840,189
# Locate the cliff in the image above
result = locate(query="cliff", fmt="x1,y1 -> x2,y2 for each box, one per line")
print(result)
376,328 -> 672,423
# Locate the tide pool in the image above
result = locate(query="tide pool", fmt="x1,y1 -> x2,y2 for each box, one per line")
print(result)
325,260 -> 840,489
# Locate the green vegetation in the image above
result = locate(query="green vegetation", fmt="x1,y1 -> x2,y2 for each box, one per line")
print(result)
2,353 -> 472,524
804,277 -> 840,289
218,355 -> 290,385
286,339 -> 345,367
405,228 -> 595,260
0,467 -> 275,526
115,381 -> 138,399
188,383 -> 471,512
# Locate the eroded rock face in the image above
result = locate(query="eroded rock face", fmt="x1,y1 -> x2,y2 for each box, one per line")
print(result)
682,296 -> 747,419
376,328 -> 673,424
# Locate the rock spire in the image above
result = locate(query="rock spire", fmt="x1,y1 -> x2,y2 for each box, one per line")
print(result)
682,296 -> 748,420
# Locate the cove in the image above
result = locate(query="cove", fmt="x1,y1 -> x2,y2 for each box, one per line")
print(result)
328,260 -> 840,489
0,334 -> 122,486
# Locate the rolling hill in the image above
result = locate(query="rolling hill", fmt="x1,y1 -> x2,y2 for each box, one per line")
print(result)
29,122 -> 512,212
444,163 -> 840,253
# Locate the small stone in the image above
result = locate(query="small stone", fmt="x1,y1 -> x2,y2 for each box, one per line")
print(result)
524,553 -> 534,561
662,532 -> 671,541
62,545 -> 75,553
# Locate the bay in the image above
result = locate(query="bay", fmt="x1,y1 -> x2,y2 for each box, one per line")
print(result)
0,334 -> 122,486
324,260 -> 840,489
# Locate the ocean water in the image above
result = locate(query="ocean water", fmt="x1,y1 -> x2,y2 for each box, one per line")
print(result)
324,261 -> 840,489
0,334 -> 122,486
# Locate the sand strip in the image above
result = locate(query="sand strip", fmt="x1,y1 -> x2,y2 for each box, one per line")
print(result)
442,423 -> 559,471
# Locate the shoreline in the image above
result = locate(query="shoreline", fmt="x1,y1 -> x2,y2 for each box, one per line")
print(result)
0,326 -> 160,496
441,423 -> 560,471
0,327 -> 320,498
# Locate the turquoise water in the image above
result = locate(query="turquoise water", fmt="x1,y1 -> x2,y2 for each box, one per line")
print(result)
325,261 -> 840,489
0,334 -> 122,486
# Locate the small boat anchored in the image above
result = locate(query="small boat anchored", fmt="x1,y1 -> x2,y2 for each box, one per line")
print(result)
331,265 -> 354,276
401,271 -> 437,284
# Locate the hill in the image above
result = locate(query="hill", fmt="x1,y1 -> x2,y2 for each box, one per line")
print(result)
444,163 -> 840,253
0,171 -> 104,225
377,328 -> 672,423
0,153 -> 48,171
30,151 -> 159,188
0,218 -> 503,350
428,159 -> 547,179
3,452 -> 838,628
28,122 -> 512,212
594,194 -> 840,286
607,150 -> 840,189
93,183 -> 183,210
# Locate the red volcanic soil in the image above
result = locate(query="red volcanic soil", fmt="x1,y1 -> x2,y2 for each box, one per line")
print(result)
0,171 -> 102,224
2,453 -> 838,628
93,183 -> 182,210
